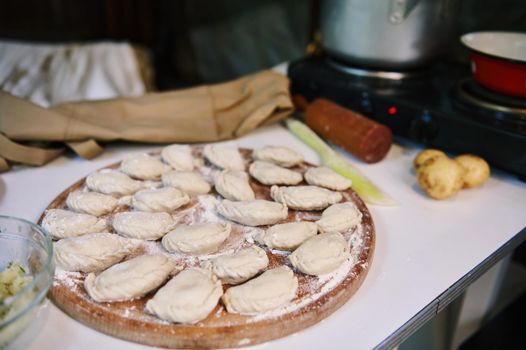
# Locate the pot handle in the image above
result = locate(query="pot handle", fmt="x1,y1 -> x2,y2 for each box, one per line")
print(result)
389,0 -> 421,24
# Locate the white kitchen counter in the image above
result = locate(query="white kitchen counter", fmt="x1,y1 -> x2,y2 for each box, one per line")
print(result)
2,124 -> 525,350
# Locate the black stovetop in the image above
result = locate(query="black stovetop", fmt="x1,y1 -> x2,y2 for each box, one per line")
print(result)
288,55 -> 526,179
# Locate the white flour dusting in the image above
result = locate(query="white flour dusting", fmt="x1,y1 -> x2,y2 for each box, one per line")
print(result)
54,269 -> 83,289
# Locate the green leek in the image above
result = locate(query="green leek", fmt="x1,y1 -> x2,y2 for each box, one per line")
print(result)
286,119 -> 397,206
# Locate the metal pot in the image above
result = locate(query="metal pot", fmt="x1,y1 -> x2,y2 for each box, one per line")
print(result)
320,0 -> 454,70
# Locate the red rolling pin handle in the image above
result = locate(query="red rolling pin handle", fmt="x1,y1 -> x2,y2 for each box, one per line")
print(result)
304,98 -> 393,163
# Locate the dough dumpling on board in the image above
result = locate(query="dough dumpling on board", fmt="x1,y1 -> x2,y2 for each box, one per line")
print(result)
304,167 -> 352,191
66,191 -> 118,216
42,209 -> 107,239
252,146 -> 304,168
146,268 -> 223,324
161,144 -> 195,171
214,170 -> 255,201
161,223 -> 231,255
203,145 -> 245,171
289,232 -> 350,276
162,170 -> 211,195
222,266 -> 298,314
270,185 -> 342,211
132,187 -> 190,212
86,170 -> 143,196
120,153 -> 168,180
257,221 -> 318,251
216,199 -> 288,226
84,254 -> 176,302
316,202 -> 362,233
203,245 -> 269,284
54,232 -> 131,272
112,211 -> 174,240
248,161 -> 302,186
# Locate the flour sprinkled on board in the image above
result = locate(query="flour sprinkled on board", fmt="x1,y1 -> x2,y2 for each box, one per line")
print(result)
54,269 -> 83,289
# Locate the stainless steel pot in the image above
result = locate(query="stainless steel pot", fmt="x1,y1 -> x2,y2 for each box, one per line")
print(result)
320,0 -> 454,70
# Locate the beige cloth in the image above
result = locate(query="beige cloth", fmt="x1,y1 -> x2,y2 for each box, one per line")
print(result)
0,70 -> 293,171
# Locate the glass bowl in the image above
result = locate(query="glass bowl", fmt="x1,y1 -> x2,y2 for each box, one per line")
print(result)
0,215 -> 54,347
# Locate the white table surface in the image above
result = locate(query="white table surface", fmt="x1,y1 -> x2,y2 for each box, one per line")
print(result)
2,124 -> 526,350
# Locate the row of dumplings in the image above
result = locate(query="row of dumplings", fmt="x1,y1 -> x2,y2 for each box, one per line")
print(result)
54,203 -> 361,324
82,252 -> 298,324
51,200 -> 362,273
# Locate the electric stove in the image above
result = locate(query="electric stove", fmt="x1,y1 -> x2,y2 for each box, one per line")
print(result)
288,55 -> 526,179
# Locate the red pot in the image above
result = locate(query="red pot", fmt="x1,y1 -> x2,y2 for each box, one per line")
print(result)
461,32 -> 526,98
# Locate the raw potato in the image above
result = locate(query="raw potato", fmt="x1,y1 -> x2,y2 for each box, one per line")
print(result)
416,157 -> 465,200
454,154 -> 490,188
413,149 -> 447,169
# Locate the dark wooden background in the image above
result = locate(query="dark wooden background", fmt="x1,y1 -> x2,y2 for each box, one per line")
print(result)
1,0 -> 524,90
0,0 -> 312,89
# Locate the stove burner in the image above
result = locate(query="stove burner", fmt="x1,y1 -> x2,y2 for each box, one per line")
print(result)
458,79 -> 526,112
289,55 -> 526,178
456,79 -> 526,129
326,57 -> 427,80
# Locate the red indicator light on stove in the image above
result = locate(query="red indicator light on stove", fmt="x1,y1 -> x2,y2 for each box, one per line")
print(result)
388,106 -> 397,115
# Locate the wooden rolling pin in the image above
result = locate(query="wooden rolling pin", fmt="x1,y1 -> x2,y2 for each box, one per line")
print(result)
303,98 -> 392,163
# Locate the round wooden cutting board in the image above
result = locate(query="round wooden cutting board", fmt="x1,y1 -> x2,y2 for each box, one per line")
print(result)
40,147 -> 375,349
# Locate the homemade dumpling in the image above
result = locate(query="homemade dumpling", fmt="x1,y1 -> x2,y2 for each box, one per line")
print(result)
305,167 -> 352,191
203,145 -> 245,171
112,211 -> 174,240
289,232 -> 350,276
42,209 -> 107,239
84,254 -> 176,302
161,223 -> 231,255
257,222 -> 318,251
162,170 -> 211,195
86,170 -> 143,196
214,170 -> 255,201
66,191 -> 118,216
222,266 -> 298,314
216,199 -> 288,226
54,232 -> 131,272
203,245 -> 269,284
132,187 -> 190,212
248,161 -> 302,186
146,268 -> 222,324
270,185 -> 342,211
120,153 -> 168,180
252,146 -> 303,168
161,144 -> 195,171
316,202 -> 362,233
